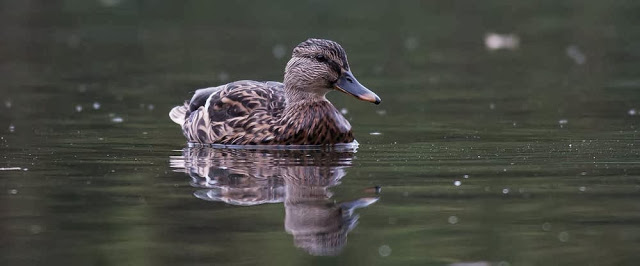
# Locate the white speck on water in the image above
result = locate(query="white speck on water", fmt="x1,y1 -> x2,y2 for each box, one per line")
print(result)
75,105 -> 83,112
369,132 -> 382,136
454,180 -> 461,186
340,108 -> 348,115
29,225 -> 43,234
579,186 -> 586,192
8,124 -> 15,133
558,119 -> 568,125
489,103 -> 496,110
502,188 -> 510,194
463,174 -> 469,179
542,222 -> 552,231
503,168 -> 507,172
218,72 -> 229,82
558,231 -> 570,242
272,44 -> 286,59
485,32 -> 520,50
580,171 -> 587,176
142,131 -> 148,135
0,167 -> 22,171
568,144 -> 572,148
22,168 -> 28,171
4,100 -> 12,108
448,215 -> 459,224
111,116 -> 124,123
566,45 -> 586,65
92,102 -> 101,110
404,37 -> 418,51
629,108 -> 637,116
147,104 -> 155,111
378,245 -> 392,257
376,109 -> 387,116
9,189 -> 18,195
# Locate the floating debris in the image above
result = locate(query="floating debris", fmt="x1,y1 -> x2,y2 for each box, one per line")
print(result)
558,119 -> 568,125
93,102 -> 101,110
463,174 -> 469,179
502,188 -> 510,194
454,180 -> 461,186
272,44 -> 286,59
378,245 -> 392,257
485,33 -> 520,50
566,45 -> 586,65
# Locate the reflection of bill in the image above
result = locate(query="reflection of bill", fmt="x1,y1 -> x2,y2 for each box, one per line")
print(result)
169,147 -> 378,256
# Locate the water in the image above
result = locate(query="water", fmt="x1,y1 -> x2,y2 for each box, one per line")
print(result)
1,1 -> 640,265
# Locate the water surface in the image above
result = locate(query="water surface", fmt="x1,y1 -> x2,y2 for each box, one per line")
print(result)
1,1 -> 639,265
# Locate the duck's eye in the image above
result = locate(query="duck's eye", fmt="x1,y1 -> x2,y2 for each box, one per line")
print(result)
315,54 -> 328,62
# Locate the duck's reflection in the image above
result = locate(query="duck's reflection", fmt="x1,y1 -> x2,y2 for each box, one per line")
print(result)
169,147 -> 377,256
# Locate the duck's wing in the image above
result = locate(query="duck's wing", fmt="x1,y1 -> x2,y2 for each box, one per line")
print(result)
169,85 -> 225,125
175,80 -> 285,144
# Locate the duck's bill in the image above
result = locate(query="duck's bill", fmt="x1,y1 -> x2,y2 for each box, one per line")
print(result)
334,70 -> 381,105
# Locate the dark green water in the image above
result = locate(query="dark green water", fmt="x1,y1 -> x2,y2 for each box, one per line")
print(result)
2,1 -> 640,265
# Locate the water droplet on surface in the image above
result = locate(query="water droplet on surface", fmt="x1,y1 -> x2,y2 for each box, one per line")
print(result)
566,45 -> 586,65
378,245 -> 392,257
502,188 -> 510,194
272,44 -> 286,59
454,180 -> 461,186
75,105 -> 83,112
448,215 -> 459,224
404,37 -> 418,51
92,102 -> 101,110
558,231 -> 570,242
485,33 -> 520,50
463,174 -> 469,179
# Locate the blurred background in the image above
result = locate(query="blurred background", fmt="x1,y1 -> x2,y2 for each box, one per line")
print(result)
1,0 -> 639,265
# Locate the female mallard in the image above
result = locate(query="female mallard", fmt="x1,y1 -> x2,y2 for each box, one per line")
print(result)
169,38 -> 381,145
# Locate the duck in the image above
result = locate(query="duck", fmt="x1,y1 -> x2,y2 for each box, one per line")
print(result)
169,38 -> 381,145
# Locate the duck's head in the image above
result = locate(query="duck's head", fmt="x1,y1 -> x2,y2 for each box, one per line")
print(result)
284,38 -> 381,105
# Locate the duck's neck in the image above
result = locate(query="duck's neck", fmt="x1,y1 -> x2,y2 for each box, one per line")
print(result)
276,87 -> 353,145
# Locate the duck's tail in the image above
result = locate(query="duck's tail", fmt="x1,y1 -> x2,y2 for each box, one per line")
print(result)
169,101 -> 189,125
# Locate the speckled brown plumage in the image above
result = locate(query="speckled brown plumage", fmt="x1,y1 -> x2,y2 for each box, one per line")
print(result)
169,39 -> 380,145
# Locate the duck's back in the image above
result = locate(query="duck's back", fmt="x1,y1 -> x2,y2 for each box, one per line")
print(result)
170,80 -> 286,144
